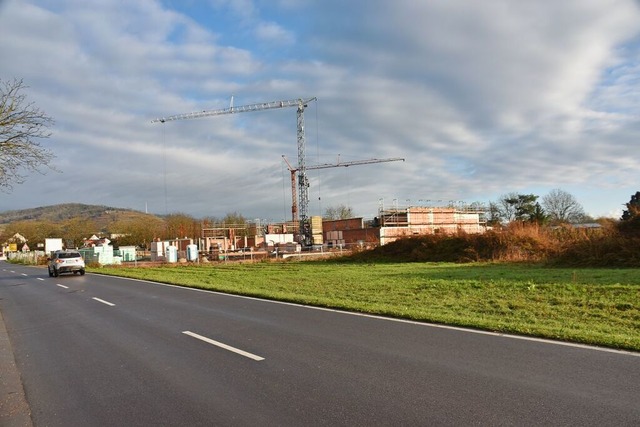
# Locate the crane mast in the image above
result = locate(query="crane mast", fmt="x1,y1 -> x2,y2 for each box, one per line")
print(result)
152,97 -> 316,243
296,101 -> 311,243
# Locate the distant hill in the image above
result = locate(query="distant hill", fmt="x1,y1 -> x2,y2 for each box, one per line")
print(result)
0,203 -> 157,228
0,203 -> 130,223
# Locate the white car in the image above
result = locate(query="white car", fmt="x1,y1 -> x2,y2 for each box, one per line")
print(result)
48,250 -> 86,277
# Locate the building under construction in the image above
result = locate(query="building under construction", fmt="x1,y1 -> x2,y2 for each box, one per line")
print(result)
375,204 -> 487,245
199,204 -> 487,252
200,218 -> 324,253
322,204 -> 487,248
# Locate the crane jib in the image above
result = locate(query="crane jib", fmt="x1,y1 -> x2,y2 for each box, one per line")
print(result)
151,97 -> 317,123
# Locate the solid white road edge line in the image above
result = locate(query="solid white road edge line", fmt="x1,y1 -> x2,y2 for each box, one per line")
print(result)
99,275 -> 639,357
92,297 -> 115,307
56,284 -> 68,289
182,331 -> 265,361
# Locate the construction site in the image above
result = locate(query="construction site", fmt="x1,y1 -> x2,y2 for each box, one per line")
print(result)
192,203 -> 488,256
152,97 -> 488,257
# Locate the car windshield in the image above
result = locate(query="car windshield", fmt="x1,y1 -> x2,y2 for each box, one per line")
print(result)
59,252 -> 81,259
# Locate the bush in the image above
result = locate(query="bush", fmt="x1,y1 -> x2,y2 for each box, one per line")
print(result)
347,221 -> 640,267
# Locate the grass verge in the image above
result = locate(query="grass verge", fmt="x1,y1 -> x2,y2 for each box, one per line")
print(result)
94,261 -> 640,352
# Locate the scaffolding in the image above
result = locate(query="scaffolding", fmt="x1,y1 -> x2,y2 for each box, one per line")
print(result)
378,204 -> 487,228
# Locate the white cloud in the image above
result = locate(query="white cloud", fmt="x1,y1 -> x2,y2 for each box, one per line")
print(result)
1,0 -> 640,221
255,21 -> 295,45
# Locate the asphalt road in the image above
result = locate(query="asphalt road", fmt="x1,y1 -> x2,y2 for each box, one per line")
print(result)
0,261 -> 638,426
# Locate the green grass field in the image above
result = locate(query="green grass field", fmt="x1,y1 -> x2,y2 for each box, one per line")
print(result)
94,261 -> 640,352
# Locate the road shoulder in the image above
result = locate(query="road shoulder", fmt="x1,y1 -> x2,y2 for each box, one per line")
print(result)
0,309 -> 32,426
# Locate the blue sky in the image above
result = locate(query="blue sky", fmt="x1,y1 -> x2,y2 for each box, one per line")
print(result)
1,0 -> 640,221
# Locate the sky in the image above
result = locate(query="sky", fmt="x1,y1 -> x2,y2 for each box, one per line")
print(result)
1,0 -> 640,222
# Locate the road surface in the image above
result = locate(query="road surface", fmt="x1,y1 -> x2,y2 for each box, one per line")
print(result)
0,261 -> 638,426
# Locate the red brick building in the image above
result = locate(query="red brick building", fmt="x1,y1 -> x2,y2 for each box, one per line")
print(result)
323,206 -> 486,247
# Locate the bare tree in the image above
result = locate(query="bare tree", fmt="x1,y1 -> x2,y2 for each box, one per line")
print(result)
323,204 -> 354,220
496,192 -> 519,223
542,189 -> 586,224
0,78 -> 55,190
164,213 -> 200,239
486,202 -> 503,226
111,215 -> 165,248
62,217 -> 98,249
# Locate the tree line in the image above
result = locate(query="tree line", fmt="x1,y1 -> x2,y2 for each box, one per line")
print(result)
487,188 -> 590,226
0,212 -> 249,250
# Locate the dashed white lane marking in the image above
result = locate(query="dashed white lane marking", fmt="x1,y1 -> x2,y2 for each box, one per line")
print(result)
21,273 -> 28,276
56,284 -> 69,289
37,278 -> 44,281
92,297 -> 115,307
182,331 -> 264,361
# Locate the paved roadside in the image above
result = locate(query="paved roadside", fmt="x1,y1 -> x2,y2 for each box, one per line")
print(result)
0,309 -> 32,427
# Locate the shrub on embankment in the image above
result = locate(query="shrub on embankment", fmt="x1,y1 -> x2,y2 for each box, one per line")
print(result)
348,221 -> 640,267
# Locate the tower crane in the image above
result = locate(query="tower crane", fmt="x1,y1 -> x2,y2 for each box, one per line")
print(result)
281,155 -> 405,226
151,97 -> 316,238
